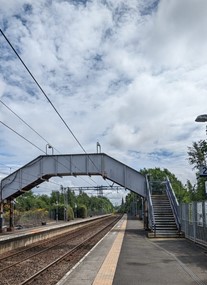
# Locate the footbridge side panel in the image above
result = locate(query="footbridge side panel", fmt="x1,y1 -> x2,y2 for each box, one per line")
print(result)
1,153 -> 146,201
102,155 -> 146,197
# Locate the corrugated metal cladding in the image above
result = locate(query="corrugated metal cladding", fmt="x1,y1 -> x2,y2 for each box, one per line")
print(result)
0,153 -> 146,202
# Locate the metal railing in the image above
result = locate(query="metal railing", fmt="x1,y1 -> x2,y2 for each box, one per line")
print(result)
165,177 -> 181,233
180,201 -> 207,247
146,175 -> 156,236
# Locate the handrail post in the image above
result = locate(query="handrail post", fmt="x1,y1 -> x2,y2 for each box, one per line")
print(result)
146,175 -> 156,237
165,177 -> 181,233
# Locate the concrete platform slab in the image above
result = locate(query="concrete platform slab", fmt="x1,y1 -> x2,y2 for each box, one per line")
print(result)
113,216 -> 207,285
58,215 -> 207,285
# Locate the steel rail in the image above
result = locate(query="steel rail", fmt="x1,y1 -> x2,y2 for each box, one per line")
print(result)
0,216 -> 113,273
19,216 -> 121,285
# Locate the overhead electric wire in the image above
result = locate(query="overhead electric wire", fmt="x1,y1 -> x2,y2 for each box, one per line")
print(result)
0,119 -> 99,187
0,121 -> 45,154
0,99 -> 98,186
0,29 -> 111,187
0,120 -> 99,188
0,29 -> 87,155
0,99 -> 59,153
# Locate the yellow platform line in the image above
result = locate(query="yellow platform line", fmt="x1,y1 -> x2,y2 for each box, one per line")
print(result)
92,216 -> 127,285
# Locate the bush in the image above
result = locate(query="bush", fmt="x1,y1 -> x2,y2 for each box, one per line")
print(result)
67,206 -> 74,220
4,208 -> 49,227
77,205 -> 87,218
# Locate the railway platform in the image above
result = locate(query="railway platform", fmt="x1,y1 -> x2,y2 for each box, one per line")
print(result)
0,215 -> 109,254
0,214 -> 207,285
58,214 -> 207,285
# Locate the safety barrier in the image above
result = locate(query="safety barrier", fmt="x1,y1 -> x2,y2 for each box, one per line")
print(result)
180,201 -> 207,247
166,177 -> 181,232
146,175 -> 156,236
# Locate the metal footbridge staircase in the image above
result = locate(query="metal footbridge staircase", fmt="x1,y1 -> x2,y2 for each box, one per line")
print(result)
146,176 -> 183,238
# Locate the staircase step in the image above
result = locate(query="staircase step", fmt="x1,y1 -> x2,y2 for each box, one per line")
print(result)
149,191 -> 182,239
156,226 -> 177,229
155,222 -> 177,225
155,224 -> 176,226
148,232 -> 184,238
154,213 -> 174,215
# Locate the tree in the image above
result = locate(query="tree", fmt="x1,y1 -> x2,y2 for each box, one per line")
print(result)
4,187 -> 114,226
67,189 -> 76,209
77,192 -> 90,208
140,168 -> 189,203
124,192 -> 141,214
187,140 -> 207,169
77,205 -> 87,218
16,191 -> 38,211
187,140 -> 207,201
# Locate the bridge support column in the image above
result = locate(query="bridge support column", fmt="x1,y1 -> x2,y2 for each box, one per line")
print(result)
143,198 -> 148,230
8,199 -> 14,232
0,202 -> 3,233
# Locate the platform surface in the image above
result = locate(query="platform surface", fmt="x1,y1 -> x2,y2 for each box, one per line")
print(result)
58,215 -> 207,285
1,215 -> 207,284
0,216 -> 107,242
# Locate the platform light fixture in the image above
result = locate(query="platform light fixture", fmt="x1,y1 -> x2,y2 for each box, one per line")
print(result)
195,114 -> 207,122
46,144 -> 54,155
195,114 -> 207,180
195,114 -> 207,135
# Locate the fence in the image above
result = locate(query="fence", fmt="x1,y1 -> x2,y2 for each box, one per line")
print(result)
180,201 -> 207,247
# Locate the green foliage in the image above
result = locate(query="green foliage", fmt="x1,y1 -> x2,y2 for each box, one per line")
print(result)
187,140 -> 207,201
77,205 -> 87,218
117,197 -> 126,213
141,168 -> 190,203
55,204 -> 65,220
67,206 -> 74,220
124,192 -> 142,214
192,177 -> 206,201
4,208 -> 49,226
89,196 -> 114,215
15,191 -> 39,211
9,187 -> 114,224
77,192 -> 90,209
3,209 -> 22,225
67,189 -> 76,209
187,140 -> 207,169
50,191 -> 60,205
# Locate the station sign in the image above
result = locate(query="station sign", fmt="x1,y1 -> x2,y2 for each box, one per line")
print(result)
199,166 -> 207,177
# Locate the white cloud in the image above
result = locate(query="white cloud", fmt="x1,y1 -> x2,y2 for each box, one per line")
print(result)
0,0 -> 207,205
143,0 -> 207,69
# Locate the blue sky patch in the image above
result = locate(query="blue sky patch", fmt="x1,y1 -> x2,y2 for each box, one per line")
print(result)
149,149 -> 175,160
140,0 -> 159,16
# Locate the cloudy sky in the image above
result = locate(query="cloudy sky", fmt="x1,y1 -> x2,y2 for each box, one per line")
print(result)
0,0 -> 207,205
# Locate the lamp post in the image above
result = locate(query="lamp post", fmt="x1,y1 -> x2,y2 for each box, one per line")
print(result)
46,144 -> 54,155
195,114 -> 207,135
195,114 -> 207,197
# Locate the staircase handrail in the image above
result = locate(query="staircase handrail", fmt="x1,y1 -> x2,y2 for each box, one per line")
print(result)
146,175 -> 156,236
165,176 -> 181,232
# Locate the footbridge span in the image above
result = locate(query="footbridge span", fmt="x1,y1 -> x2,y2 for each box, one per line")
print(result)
0,153 -> 146,202
0,153 -> 182,238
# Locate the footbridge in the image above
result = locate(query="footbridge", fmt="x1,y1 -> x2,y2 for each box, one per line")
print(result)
0,153 -> 182,237
0,153 -> 146,202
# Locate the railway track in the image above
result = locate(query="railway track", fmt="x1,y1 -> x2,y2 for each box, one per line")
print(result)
0,214 -> 122,285
0,216 -> 110,269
